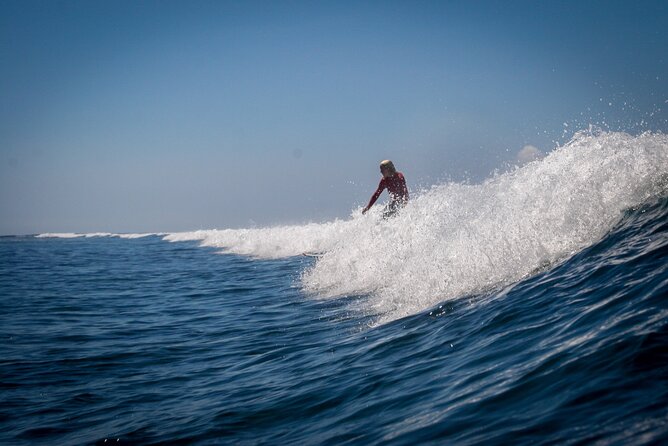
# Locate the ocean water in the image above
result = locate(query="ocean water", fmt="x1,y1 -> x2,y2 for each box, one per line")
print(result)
2,131 -> 668,445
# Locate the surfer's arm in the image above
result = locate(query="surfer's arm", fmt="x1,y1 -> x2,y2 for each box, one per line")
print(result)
363,179 -> 385,214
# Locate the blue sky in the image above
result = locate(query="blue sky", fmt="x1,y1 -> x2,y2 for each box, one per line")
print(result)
1,0 -> 667,234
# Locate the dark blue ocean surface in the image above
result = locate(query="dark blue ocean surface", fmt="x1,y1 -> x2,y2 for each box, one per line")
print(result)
1,197 -> 667,445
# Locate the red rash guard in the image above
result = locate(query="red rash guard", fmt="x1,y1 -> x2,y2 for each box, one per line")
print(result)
366,172 -> 409,209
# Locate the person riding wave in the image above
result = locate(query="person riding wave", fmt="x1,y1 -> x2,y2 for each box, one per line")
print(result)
362,160 -> 409,218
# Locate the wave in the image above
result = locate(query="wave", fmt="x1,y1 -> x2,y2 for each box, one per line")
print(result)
36,232 -> 165,239
165,130 -> 668,323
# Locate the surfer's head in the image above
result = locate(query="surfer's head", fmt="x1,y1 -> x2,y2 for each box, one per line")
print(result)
380,160 -> 396,178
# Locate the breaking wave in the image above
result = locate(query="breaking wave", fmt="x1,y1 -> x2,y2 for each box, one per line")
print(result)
42,130 -> 668,323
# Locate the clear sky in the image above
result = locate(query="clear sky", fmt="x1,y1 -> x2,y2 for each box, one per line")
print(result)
1,0 -> 667,235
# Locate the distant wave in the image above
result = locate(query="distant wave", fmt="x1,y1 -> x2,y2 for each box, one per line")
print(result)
36,232 -> 165,239
164,130 -> 668,323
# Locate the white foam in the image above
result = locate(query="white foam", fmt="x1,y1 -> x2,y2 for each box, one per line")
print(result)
163,222 -> 351,258
310,130 -> 668,323
165,130 -> 668,324
118,233 -> 166,239
36,233 -> 83,239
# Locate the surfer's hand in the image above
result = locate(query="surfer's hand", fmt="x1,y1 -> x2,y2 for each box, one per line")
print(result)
362,207 -> 368,214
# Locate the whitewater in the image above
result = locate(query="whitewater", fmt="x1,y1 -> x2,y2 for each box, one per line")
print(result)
162,130 -> 668,323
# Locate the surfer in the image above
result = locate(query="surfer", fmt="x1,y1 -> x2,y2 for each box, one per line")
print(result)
362,160 -> 409,218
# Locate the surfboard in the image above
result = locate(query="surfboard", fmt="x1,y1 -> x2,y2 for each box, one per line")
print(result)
302,252 -> 324,258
